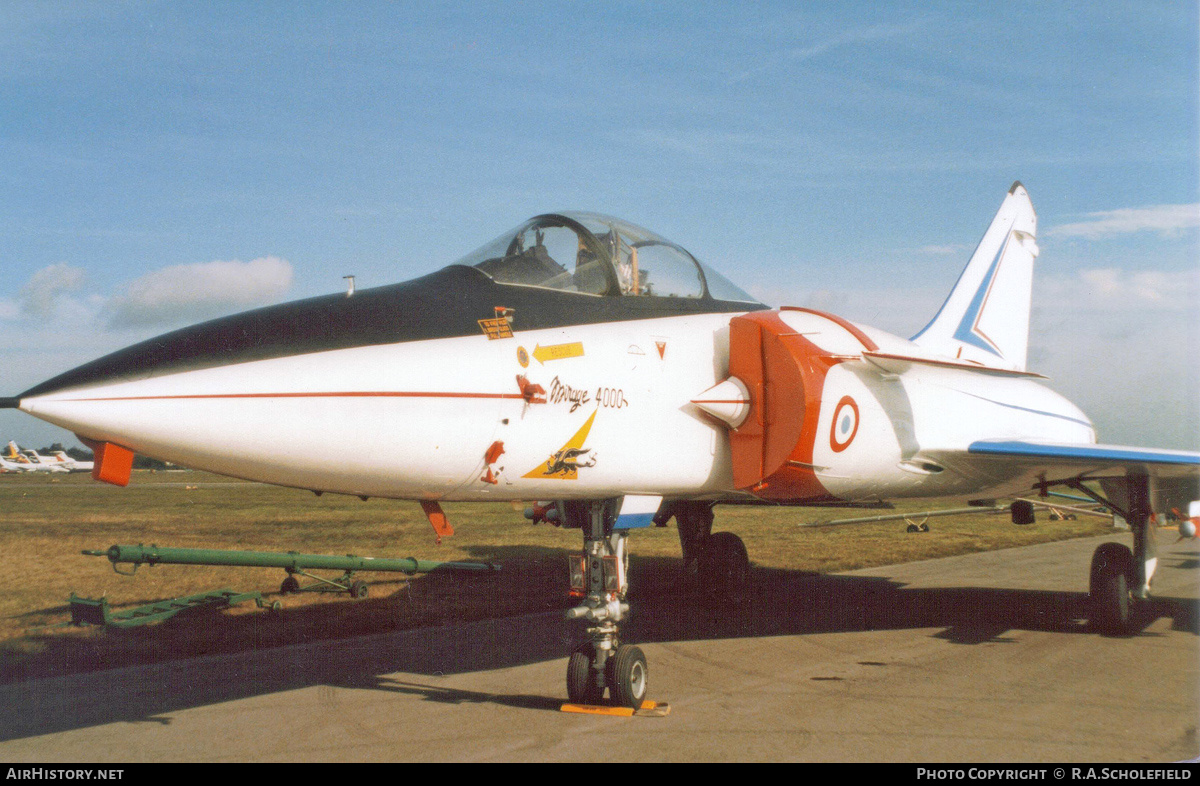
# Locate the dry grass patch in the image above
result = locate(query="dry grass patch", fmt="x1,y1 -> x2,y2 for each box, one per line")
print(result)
0,471 -> 1112,683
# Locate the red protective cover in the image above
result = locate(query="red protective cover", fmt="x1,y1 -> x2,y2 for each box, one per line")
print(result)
87,440 -> 135,487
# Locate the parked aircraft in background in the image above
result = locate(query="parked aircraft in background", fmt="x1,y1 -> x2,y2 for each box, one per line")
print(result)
45,450 -> 94,473
3,441 -> 69,473
3,183 -> 1197,707
0,449 -> 31,473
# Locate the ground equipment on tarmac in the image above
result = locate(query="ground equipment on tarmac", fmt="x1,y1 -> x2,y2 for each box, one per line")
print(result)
84,543 -> 499,598
68,588 -> 277,628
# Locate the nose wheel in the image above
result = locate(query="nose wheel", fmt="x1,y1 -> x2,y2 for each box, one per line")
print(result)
566,642 -> 648,709
563,499 -> 651,709
566,644 -> 606,704
608,644 -> 648,708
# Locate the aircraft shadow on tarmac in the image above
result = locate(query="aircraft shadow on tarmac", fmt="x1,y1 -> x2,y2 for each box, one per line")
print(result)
621,553 -> 1198,648
2,546 -> 1196,741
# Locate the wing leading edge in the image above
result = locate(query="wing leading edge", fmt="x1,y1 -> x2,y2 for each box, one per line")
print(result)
968,440 -> 1200,471
925,440 -> 1200,514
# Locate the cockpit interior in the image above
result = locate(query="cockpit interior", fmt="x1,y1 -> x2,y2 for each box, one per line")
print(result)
456,212 -> 758,303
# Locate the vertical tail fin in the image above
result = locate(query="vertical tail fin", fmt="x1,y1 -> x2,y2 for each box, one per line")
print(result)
912,182 -> 1039,371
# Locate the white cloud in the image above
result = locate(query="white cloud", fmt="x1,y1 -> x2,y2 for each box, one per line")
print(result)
107,256 -> 293,328
913,244 -> 969,256
749,267 -> 1198,449
1040,267 -> 1198,312
18,263 -> 86,317
1030,306 -> 1198,449
1046,204 -> 1200,239
726,21 -> 926,85
745,281 -> 945,336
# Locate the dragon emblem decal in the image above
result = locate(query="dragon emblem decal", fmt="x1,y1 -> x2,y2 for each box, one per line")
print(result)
524,411 -> 599,480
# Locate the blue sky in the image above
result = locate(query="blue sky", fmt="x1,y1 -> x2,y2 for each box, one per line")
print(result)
2,2 -> 1197,450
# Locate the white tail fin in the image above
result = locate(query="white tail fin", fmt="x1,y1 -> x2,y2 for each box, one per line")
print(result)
912,182 -> 1039,371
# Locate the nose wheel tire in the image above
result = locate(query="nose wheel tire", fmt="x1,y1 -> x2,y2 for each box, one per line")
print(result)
607,644 -> 648,709
1090,542 -> 1135,635
567,646 -> 606,704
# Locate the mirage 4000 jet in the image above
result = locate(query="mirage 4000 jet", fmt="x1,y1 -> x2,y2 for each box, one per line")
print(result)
4,183 -> 1197,708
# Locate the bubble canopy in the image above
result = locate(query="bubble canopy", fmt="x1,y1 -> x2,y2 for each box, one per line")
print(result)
454,211 -> 759,303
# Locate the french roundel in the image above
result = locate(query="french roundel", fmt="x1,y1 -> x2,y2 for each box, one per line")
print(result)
829,395 -> 859,453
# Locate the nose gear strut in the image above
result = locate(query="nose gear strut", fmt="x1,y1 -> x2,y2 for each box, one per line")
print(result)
562,499 -> 649,709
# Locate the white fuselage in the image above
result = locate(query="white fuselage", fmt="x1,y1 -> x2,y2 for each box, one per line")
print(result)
20,309 -> 1093,504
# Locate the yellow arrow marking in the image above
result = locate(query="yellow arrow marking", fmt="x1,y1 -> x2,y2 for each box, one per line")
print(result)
533,342 -> 584,364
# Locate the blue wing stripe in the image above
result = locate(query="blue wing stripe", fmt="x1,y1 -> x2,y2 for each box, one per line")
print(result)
968,440 -> 1200,466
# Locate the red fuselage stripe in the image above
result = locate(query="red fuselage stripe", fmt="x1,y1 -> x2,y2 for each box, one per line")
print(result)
62,391 -> 527,402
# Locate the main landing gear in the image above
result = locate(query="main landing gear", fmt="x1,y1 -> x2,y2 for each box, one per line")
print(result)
1067,472 -> 1158,635
670,501 -> 751,606
562,499 -> 648,709
1090,542 -> 1135,633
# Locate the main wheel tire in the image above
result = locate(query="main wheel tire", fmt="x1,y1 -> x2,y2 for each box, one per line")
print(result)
280,575 -> 301,594
700,532 -> 750,607
607,644 -> 648,709
349,580 -> 369,599
1090,542 -> 1135,635
567,647 -> 605,704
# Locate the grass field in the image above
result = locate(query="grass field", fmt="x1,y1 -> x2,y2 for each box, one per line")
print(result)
0,470 -> 1113,684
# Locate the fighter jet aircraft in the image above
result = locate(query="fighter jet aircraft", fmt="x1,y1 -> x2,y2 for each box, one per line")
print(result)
3,183 -> 1197,708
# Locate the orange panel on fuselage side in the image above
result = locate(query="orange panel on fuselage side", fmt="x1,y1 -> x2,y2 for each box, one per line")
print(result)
728,315 -> 766,489
727,311 -> 840,501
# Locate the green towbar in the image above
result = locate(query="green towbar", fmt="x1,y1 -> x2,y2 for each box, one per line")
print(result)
83,544 -> 499,598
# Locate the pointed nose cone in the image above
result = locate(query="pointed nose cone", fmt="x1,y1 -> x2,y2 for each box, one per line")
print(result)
8,265 -> 513,479
691,377 -> 751,429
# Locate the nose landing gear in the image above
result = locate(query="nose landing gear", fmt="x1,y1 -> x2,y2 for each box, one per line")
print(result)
563,499 -> 649,709
561,498 -> 752,708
